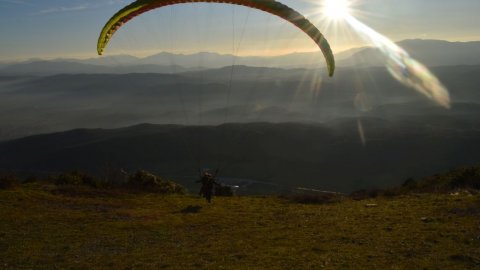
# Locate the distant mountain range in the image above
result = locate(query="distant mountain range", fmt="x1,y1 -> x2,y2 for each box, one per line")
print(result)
0,61 -> 195,76
339,39 -> 480,67
1,64 -> 480,141
2,39 -> 480,75
0,51 -> 327,75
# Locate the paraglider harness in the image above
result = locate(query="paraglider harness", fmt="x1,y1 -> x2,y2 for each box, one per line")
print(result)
196,169 -> 220,203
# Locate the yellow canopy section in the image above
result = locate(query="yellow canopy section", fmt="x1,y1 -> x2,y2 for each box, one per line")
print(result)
97,0 -> 335,76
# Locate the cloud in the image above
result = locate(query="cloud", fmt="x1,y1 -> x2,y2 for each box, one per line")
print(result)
0,0 -> 34,5
39,5 -> 89,14
38,0 -> 125,14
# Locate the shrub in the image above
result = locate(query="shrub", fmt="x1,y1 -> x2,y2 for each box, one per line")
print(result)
127,170 -> 185,194
407,165 -> 480,193
449,167 -> 480,190
349,165 -> 480,198
53,171 -> 105,188
54,171 -> 89,185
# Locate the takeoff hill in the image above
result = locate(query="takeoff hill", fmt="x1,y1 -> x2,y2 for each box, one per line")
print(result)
1,181 -> 479,269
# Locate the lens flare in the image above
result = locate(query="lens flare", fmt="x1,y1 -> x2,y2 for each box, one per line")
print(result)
343,15 -> 450,108
322,0 -> 351,20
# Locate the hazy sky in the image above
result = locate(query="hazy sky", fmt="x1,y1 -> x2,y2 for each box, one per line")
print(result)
0,0 -> 479,61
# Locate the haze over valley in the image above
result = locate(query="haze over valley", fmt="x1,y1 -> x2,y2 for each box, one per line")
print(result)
1,39 -> 480,192
3,1 -> 480,268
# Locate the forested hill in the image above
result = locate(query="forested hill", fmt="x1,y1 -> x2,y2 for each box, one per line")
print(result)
2,119 -> 480,193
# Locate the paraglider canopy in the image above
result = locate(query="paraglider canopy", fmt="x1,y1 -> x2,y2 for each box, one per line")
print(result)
97,0 -> 336,76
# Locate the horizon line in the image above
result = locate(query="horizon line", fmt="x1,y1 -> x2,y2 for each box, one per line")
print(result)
1,38 -> 479,63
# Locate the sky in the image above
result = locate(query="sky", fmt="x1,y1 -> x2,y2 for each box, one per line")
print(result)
0,0 -> 479,61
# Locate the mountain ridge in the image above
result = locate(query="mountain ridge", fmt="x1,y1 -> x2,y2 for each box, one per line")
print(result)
2,119 -> 480,193
2,64 -> 480,141
2,39 -> 480,75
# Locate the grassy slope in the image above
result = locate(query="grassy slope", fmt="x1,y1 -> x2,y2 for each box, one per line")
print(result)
1,185 -> 479,269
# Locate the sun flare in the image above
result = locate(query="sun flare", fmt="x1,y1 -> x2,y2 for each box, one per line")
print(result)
322,0 -> 351,20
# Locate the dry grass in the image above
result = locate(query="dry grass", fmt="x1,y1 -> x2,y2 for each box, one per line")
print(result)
1,184 -> 479,269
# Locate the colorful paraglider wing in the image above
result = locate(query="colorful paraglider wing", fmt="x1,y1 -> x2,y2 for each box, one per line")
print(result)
97,0 -> 335,76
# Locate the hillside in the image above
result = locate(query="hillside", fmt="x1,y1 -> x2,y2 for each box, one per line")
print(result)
0,183 -> 478,269
2,120 -> 480,193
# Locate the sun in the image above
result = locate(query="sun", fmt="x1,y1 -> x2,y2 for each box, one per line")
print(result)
322,0 -> 351,20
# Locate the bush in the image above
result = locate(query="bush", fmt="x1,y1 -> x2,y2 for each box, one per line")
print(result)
49,169 -> 185,194
349,165 -> 480,198
54,172 -> 84,186
0,174 -> 18,189
449,167 -> 480,190
54,171 -> 91,185
53,171 -> 105,188
127,170 -> 185,194
406,165 -> 480,193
